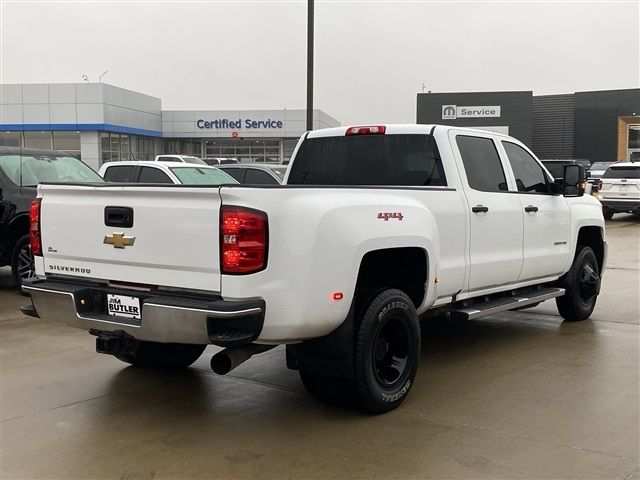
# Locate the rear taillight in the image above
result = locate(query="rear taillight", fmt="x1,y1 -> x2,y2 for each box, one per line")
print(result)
220,206 -> 268,274
596,179 -> 603,191
29,199 -> 42,256
345,125 -> 386,136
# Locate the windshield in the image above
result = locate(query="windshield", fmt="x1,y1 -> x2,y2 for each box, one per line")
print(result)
591,162 -> 612,170
288,134 -> 446,186
170,166 -> 238,185
182,156 -> 207,165
269,167 -> 287,180
0,153 -> 103,186
604,167 -> 640,179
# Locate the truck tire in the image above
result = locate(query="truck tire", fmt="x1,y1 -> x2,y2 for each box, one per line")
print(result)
602,207 -> 614,220
115,341 -> 206,369
556,246 -> 600,322
353,289 -> 421,413
11,234 -> 35,290
299,372 -> 355,407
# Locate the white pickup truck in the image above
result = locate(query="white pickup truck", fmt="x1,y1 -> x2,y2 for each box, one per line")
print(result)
22,124 -> 606,413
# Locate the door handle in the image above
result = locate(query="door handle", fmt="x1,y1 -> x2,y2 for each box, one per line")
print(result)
524,205 -> 539,213
105,206 -> 134,228
471,205 -> 489,213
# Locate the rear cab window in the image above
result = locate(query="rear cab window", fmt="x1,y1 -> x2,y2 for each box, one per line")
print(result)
287,134 -> 446,186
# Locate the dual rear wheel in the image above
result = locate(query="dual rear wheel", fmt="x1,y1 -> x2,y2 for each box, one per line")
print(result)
301,288 -> 421,414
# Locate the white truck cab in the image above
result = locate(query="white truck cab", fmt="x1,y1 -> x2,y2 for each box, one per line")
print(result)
23,124 -> 606,414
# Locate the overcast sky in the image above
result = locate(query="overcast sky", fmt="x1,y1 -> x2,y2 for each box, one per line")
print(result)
1,1 -> 638,125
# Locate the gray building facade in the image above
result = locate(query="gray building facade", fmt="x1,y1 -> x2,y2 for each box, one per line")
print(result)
0,83 -> 340,170
417,91 -> 533,146
417,89 -> 640,163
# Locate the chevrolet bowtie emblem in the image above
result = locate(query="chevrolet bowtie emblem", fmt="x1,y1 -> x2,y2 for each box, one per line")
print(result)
104,232 -> 136,249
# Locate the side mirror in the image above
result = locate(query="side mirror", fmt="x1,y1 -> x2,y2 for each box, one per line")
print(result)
563,164 -> 586,197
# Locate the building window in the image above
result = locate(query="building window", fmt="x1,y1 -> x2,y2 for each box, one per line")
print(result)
203,138 -> 282,163
0,132 -> 21,147
23,131 -> 52,149
52,131 -> 81,157
283,138 -> 298,163
101,132 -> 156,162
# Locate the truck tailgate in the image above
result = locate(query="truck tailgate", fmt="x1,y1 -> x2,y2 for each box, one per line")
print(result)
38,184 -> 222,292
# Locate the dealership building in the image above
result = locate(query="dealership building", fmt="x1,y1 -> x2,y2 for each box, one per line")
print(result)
0,83 -> 340,170
417,89 -> 640,163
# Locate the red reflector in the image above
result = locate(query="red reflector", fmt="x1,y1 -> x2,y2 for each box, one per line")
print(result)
345,125 -> 386,136
29,199 -> 42,256
332,292 -> 344,301
220,206 -> 268,274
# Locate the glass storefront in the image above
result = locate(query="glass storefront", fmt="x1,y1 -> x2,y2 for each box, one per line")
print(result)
0,131 -> 81,158
100,132 -> 157,162
203,138 -> 282,163
160,138 -> 298,164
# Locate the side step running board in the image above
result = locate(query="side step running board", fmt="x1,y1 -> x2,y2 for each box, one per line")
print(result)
451,287 -> 565,321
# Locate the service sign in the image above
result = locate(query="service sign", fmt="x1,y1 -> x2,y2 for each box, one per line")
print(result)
442,105 -> 501,120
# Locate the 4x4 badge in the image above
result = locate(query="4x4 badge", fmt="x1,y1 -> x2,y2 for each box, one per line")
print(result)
104,232 -> 136,249
377,212 -> 404,221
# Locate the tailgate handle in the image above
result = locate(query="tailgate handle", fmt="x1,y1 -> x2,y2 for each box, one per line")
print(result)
105,206 -> 134,228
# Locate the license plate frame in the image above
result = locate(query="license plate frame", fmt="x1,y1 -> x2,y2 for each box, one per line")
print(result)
106,294 -> 142,320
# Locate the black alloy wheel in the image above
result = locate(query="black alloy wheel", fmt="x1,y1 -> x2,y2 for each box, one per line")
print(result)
353,288 -> 421,413
371,315 -> 411,389
556,246 -> 600,321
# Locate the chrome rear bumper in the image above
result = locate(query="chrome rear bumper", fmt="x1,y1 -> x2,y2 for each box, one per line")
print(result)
22,278 -> 265,347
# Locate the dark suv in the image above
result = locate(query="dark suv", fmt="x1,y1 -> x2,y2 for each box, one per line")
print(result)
0,147 -> 103,286
541,159 -> 591,181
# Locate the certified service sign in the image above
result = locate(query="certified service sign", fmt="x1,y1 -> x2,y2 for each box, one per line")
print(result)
442,105 -> 501,120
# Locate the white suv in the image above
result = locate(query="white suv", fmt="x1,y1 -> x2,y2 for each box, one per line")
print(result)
598,162 -> 640,219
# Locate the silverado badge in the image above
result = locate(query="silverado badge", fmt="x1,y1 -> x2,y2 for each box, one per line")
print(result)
104,232 -> 136,249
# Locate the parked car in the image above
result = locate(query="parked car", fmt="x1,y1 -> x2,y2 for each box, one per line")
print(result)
0,146 -> 103,286
598,162 -> 640,219
23,124 -> 605,414
99,161 -> 237,185
588,161 -> 615,183
541,159 -> 591,180
217,164 -> 287,184
154,154 -> 207,165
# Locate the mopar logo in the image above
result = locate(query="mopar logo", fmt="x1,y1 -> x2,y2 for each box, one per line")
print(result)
442,105 -> 457,120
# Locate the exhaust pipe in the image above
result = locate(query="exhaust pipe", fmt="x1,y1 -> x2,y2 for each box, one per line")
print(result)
210,344 -> 275,375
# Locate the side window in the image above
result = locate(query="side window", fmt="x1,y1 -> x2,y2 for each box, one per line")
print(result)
138,167 -> 173,183
222,168 -> 245,183
502,142 -> 549,193
456,135 -> 508,192
103,165 -> 134,182
245,169 -> 278,184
